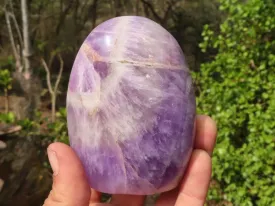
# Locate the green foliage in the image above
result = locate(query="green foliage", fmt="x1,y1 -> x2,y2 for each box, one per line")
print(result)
18,118 -> 38,132
47,107 -> 69,144
195,0 -> 275,205
20,107 -> 69,144
0,112 -> 15,123
0,108 -> 68,144
0,69 -> 12,92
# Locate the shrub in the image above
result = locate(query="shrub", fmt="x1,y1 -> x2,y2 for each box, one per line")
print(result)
195,0 -> 275,205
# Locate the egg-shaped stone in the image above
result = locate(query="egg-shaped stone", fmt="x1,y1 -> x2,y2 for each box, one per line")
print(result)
67,16 -> 196,195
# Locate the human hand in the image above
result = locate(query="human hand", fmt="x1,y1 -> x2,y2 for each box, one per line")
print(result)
43,115 -> 217,206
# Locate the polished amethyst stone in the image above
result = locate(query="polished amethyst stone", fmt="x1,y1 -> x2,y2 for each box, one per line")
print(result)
67,16 -> 196,195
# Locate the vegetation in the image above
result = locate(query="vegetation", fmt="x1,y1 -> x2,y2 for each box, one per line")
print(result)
0,0 -> 274,205
0,69 -> 12,113
195,0 -> 275,205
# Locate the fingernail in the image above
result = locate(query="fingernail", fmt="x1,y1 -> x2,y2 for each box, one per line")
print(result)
47,149 -> 59,176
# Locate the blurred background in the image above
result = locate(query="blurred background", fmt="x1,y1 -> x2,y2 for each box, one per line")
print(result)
0,0 -> 274,205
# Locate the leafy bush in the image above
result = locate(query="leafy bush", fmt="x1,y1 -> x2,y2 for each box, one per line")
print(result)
0,69 -> 12,91
0,69 -> 12,113
18,118 -> 39,132
47,107 -> 69,144
0,112 -> 15,124
195,0 -> 275,205
0,107 -> 68,145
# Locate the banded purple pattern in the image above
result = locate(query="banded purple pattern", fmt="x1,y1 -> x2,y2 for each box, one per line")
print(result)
67,16 -> 196,195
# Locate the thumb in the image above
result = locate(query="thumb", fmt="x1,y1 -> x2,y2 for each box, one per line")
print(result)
43,142 -> 91,206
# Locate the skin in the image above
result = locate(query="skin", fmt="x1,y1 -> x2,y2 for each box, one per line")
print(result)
43,115 -> 217,206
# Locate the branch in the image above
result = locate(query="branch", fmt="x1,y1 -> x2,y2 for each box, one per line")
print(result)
91,0 -> 98,28
163,0 -> 175,23
41,58 -> 54,95
5,11 -> 17,59
77,0 -> 98,33
141,0 -> 176,26
9,13 -> 24,47
141,0 -> 162,23
55,0 -> 74,35
6,0 -> 23,46
5,9 -> 23,71
8,0 -> 15,14
135,0 -> 140,15
54,54 -> 64,94
79,0 -> 90,15
113,0 -> 123,17
82,0 -> 98,28
32,1 -> 51,39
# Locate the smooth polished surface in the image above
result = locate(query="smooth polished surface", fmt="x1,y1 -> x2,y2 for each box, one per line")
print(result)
67,16 -> 196,195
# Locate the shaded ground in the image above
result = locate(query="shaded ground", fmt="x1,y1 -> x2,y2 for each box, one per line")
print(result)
0,130 -> 51,206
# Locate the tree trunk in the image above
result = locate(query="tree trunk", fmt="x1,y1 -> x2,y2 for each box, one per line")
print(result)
4,89 -> 9,114
21,0 -> 32,73
4,0 -> 40,120
13,71 -> 42,120
51,95 -> 56,122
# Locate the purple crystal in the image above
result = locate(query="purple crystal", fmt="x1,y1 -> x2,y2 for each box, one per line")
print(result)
67,16 -> 196,195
